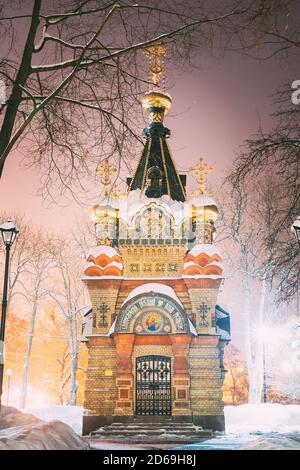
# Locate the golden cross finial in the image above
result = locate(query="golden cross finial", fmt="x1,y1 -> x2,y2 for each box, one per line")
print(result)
144,43 -> 168,89
96,159 -> 117,197
190,157 -> 213,196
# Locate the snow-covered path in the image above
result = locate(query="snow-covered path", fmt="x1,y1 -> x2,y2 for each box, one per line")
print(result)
176,434 -> 256,450
176,432 -> 300,450
177,405 -> 300,450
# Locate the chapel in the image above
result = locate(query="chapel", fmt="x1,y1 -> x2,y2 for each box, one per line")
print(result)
81,45 -> 230,435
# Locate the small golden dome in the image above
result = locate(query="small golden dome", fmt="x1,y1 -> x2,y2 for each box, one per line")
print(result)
142,91 -> 172,113
90,203 -> 118,223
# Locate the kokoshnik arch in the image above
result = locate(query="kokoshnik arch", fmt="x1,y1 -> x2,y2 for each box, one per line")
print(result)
81,45 -> 231,435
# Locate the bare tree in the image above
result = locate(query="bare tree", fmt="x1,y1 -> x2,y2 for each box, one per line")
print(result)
57,342 -> 71,405
0,213 -> 35,306
49,236 -> 88,405
217,177 -> 280,403
20,230 -> 54,408
228,85 -> 300,303
224,344 -> 248,405
0,0 -> 294,199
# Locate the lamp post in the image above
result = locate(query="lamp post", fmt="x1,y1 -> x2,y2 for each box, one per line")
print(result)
6,368 -> 12,406
292,216 -> 300,247
0,219 -> 19,411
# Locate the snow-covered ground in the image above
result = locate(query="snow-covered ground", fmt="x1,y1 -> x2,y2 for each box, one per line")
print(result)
0,406 -> 88,450
18,403 -> 300,450
23,406 -> 84,435
225,404 -> 300,434
177,404 -> 300,450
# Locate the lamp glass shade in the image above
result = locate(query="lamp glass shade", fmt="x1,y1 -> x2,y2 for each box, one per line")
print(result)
0,219 -> 19,247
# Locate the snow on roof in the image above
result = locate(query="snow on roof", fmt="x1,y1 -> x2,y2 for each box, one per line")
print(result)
87,245 -> 120,259
85,260 -> 123,270
94,194 -> 120,209
121,282 -> 184,308
108,319 -> 116,336
216,304 -> 230,315
292,216 -> 300,230
188,319 -> 198,336
183,261 -> 223,270
188,244 -> 222,258
182,274 -> 224,280
189,194 -> 218,207
216,326 -> 231,341
81,309 -> 92,341
118,189 -> 188,225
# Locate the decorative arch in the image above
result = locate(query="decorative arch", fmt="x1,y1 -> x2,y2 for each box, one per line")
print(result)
115,292 -> 190,335
131,202 -> 175,239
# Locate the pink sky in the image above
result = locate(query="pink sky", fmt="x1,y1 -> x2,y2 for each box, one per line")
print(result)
0,48 -> 298,347
0,52 -> 297,229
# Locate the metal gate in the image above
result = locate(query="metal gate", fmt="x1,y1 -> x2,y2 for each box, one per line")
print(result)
136,355 -> 171,415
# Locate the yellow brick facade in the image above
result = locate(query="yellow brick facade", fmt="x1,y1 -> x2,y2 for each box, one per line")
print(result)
186,287 -> 218,334
119,246 -> 186,277
189,343 -> 225,416
83,339 -> 118,416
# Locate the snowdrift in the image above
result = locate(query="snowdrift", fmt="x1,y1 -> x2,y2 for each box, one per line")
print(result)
225,404 -> 300,434
0,406 -> 88,450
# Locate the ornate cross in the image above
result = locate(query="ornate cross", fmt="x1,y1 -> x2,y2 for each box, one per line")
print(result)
190,157 -> 213,196
199,302 -> 209,327
96,159 -> 117,197
98,302 -> 109,328
144,43 -> 168,89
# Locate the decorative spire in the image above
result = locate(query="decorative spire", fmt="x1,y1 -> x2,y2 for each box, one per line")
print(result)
128,44 -> 186,202
144,43 -> 168,90
142,44 -> 172,129
96,159 -> 117,197
190,158 -> 213,196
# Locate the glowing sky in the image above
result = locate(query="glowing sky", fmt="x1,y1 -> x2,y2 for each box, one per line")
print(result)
1,51 -> 297,229
0,17 -> 299,348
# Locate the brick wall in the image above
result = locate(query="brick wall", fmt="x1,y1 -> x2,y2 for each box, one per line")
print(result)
83,338 -> 118,415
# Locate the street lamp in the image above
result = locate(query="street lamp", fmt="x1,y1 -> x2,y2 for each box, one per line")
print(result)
0,219 -> 19,411
292,216 -> 300,247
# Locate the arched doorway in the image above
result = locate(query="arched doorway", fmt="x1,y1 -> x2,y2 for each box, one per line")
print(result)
136,355 -> 171,416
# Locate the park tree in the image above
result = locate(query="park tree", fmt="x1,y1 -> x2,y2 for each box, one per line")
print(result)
228,85 -> 300,304
223,344 -> 248,405
49,235 -> 88,405
20,231 -> 55,408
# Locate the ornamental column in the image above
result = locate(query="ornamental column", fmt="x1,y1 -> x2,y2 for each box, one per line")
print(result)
170,334 -> 192,416
113,334 -> 135,416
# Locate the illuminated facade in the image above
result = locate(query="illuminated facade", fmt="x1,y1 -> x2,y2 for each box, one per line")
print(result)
81,46 -> 230,435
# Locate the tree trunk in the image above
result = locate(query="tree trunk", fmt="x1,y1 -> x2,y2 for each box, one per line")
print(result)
20,297 -> 38,408
241,267 -> 257,403
255,278 -> 267,403
0,0 -> 41,177
69,313 -> 78,406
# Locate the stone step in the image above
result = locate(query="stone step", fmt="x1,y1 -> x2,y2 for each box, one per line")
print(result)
99,427 -> 200,434
91,421 -> 213,440
93,429 -> 212,437
108,423 -> 197,429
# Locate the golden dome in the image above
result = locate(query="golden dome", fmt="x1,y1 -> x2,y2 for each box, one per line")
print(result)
142,91 -> 172,113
